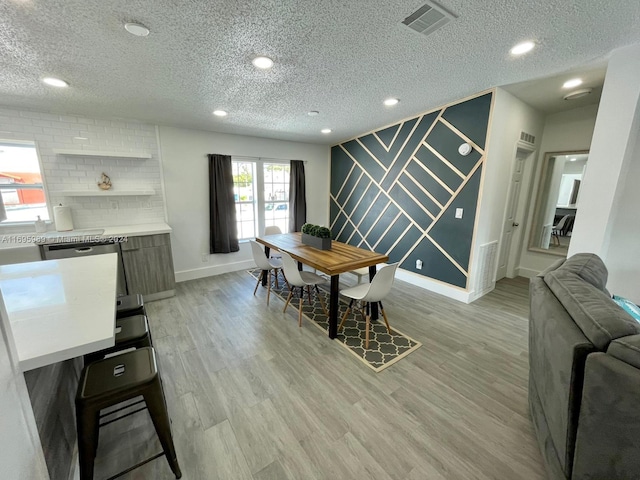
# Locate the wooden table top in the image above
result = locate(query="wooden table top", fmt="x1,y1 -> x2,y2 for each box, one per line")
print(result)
256,232 -> 389,276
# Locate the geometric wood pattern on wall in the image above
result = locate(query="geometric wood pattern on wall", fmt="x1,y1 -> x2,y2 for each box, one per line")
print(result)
330,92 -> 493,289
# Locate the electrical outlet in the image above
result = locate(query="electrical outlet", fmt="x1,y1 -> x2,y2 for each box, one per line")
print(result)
455,208 -> 463,219
110,201 -> 118,210
201,253 -> 208,263
416,259 -> 423,270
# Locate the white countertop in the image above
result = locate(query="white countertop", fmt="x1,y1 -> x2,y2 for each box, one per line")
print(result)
0,222 -> 172,248
0,254 -> 118,371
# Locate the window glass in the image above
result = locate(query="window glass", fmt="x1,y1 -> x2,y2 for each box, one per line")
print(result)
0,142 -> 49,223
232,161 -> 256,240
263,163 -> 289,233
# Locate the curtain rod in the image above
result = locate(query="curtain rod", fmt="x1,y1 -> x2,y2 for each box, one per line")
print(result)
217,154 -> 307,163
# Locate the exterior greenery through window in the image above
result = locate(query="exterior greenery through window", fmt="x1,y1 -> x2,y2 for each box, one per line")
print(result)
0,142 -> 48,223
232,159 -> 290,240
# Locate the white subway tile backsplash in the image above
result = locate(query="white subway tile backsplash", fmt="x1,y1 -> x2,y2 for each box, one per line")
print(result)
0,106 -> 165,229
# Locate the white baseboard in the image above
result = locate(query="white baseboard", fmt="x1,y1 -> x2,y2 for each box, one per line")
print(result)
175,260 -> 255,283
395,269 -> 473,303
467,282 -> 496,302
516,267 -> 539,278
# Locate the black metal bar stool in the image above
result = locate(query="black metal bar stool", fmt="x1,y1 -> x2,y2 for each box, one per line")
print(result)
116,294 -> 145,319
75,347 -> 181,480
84,314 -> 152,365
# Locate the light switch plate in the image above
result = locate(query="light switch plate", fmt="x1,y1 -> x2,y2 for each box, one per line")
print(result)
455,208 -> 463,219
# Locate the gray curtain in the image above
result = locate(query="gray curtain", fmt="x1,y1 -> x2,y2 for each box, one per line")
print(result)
289,160 -> 306,232
208,154 -> 239,253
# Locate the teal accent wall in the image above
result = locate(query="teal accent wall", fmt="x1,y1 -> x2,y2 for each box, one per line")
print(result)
330,92 -> 493,289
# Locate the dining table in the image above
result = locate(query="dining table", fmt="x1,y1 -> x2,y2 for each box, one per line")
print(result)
255,232 -> 389,338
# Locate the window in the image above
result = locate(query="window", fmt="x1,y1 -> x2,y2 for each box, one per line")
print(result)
232,159 -> 290,240
0,142 -> 49,223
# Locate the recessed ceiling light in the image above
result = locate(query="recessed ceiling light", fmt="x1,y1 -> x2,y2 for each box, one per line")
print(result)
383,98 -> 399,106
74,136 -> 88,140
321,129 -> 332,134
212,110 -> 228,117
308,111 -> 319,116
563,78 -> 583,89
563,88 -> 592,101
570,158 -> 577,162
124,22 -> 150,37
42,77 -> 69,88
510,41 -> 535,56
252,56 -> 274,69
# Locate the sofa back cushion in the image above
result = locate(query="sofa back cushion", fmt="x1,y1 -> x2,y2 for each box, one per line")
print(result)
544,270 -> 639,350
529,276 -> 596,477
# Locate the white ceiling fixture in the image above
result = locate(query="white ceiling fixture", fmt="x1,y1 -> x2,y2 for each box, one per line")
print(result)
383,98 -> 399,106
570,158 -> 577,161
563,88 -> 592,100
212,110 -> 228,117
308,111 -> 319,116
124,22 -> 150,37
321,128 -> 332,134
74,136 -> 88,140
510,41 -> 535,56
42,77 -> 68,88
252,56 -> 273,69
563,78 -> 583,89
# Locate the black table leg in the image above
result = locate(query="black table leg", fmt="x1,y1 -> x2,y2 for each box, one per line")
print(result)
262,247 -> 271,286
369,265 -> 379,320
328,275 -> 339,338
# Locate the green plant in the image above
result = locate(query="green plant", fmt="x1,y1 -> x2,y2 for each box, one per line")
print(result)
301,223 -> 331,238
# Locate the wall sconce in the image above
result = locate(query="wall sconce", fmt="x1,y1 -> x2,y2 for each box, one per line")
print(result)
458,143 -> 472,156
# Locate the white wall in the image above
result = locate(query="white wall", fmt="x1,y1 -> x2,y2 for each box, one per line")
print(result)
517,103 -> 598,277
158,126 -> 329,281
0,107 -> 165,230
571,44 -> 640,303
467,88 -> 544,299
0,292 -> 49,480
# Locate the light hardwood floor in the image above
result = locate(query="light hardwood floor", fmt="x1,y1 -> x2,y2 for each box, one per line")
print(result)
90,272 -> 545,480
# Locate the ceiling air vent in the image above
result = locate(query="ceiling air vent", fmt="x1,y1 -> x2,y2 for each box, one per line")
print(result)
520,131 -> 536,145
402,1 -> 457,37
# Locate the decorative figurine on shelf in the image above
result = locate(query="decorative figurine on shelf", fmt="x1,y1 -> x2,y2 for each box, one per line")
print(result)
97,172 -> 112,190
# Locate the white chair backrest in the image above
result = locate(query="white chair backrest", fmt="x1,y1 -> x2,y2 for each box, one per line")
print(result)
264,225 -> 282,236
250,240 -> 273,270
554,215 -> 571,229
279,251 -> 305,287
362,263 -> 399,302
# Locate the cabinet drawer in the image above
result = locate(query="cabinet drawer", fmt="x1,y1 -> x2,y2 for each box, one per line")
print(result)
121,233 -> 170,251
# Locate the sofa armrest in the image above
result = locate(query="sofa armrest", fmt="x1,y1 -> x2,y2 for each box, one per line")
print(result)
607,334 -> 640,369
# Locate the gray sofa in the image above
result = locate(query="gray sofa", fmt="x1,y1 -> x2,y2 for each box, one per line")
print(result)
529,253 -> 640,479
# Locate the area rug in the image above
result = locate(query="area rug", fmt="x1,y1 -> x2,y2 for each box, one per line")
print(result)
248,269 -> 421,372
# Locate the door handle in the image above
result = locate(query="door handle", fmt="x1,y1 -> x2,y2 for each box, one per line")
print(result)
75,247 -> 93,253
512,222 -> 519,227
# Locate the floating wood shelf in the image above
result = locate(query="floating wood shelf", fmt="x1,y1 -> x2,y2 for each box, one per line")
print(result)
52,149 -> 152,159
58,189 -> 156,197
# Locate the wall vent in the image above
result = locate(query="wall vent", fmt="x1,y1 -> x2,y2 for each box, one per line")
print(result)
520,131 -> 536,145
402,2 -> 457,37
474,241 -> 498,294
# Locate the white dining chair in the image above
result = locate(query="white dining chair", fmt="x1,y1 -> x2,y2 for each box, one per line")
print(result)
279,251 -> 328,327
250,240 -> 285,305
338,263 -> 399,348
264,225 -> 283,260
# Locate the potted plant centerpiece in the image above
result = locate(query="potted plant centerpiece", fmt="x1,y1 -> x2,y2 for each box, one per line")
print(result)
301,223 -> 332,250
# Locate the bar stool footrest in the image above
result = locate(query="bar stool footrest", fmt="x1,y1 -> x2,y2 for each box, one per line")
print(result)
105,452 -> 165,480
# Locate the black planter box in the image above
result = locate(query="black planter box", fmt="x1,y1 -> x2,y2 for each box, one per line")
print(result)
301,233 -> 332,250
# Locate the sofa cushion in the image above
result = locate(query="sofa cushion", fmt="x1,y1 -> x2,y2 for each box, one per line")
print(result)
544,269 -> 640,350
608,334 -> 640,370
557,253 -> 608,291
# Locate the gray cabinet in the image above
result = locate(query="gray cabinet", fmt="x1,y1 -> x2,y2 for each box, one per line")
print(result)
121,233 -> 176,300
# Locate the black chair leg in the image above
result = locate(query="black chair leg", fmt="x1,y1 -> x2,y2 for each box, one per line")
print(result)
144,380 -> 182,479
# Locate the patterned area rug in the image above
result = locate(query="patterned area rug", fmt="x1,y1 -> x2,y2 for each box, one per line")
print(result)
248,269 -> 421,372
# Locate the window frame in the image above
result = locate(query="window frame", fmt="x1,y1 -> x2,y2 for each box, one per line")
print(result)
231,157 -> 290,240
0,140 -> 51,227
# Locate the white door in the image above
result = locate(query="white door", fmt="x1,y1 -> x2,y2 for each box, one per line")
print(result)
496,148 -> 530,279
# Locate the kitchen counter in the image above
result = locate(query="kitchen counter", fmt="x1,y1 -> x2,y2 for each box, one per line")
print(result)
0,254 -> 118,371
0,222 -> 172,248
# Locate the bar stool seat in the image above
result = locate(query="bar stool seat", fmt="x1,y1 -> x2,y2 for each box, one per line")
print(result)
76,347 -> 181,479
84,314 -> 151,365
116,294 -> 145,319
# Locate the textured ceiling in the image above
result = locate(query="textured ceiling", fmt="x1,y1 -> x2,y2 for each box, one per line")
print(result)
1,0 -> 640,145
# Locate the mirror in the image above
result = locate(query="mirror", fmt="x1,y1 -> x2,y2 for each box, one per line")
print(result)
529,150 -> 588,256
